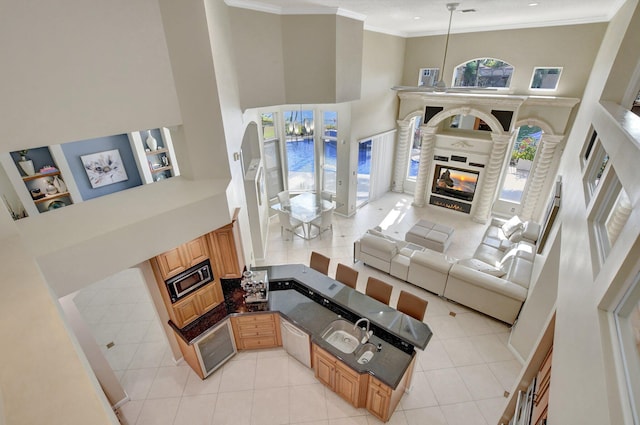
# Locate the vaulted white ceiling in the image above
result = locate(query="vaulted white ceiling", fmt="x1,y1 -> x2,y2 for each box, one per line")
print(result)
225,0 -> 625,37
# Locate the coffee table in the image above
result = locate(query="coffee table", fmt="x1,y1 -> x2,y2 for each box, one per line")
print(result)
405,219 -> 455,253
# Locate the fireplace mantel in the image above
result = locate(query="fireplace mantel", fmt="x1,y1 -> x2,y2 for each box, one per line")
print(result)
393,92 -> 580,223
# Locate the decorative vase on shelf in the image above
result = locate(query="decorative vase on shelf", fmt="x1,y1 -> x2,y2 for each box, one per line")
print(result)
52,175 -> 67,193
18,158 -> 35,176
45,178 -> 58,195
145,130 -> 158,151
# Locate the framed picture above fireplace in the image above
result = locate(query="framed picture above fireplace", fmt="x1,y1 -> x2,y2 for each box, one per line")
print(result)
431,164 -> 479,202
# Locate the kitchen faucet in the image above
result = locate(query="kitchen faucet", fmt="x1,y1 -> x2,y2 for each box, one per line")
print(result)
354,318 -> 373,343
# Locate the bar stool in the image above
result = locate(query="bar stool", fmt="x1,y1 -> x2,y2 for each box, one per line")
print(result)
309,251 -> 330,275
365,277 -> 393,304
397,290 -> 428,321
335,264 -> 358,289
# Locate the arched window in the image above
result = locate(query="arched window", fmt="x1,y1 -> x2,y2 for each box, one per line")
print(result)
453,58 -> 514,89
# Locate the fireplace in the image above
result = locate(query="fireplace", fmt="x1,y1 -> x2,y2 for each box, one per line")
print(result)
431,164 -> 479,202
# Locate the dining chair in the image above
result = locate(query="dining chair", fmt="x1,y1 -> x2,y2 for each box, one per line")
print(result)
310,207 -> 333,238
310,251 -> 330,275
277,190 -> 291,209
335,263 -> 358,289
277,210 -> 303,240
321,191 -> 334,202
396,290 -> 428,321
365,277 -> 393,305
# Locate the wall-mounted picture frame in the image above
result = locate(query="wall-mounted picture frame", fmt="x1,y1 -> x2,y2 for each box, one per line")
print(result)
81,149 -> 129,188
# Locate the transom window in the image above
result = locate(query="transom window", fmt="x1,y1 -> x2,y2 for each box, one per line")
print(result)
453,58 -> 514,89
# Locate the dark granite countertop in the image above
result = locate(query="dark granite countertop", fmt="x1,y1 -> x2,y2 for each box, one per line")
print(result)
169,264 -> 433,388
265,264 -> 432,350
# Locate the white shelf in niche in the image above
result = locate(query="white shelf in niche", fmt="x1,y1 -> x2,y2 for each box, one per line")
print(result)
129,127 -> 180,184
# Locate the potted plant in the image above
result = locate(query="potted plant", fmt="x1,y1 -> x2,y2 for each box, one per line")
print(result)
17,149 -> 35,176
513,138 -> 537,171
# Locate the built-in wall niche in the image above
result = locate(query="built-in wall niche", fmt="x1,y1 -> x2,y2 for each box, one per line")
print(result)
6,146 -> 75,217
128,127 -> 180,184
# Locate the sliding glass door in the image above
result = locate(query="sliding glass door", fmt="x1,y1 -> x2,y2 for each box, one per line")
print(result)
357,139 -> 372,207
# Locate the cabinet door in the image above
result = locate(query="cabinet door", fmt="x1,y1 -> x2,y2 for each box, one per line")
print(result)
210,226 -> 241,278
196,282 -> 222,314
366,378 -> 391,421
173,295 -> 200,328
156,247 -> 187,279
335,363 -> 365,407
314,350 -> 335,389
184,236 -> 209,266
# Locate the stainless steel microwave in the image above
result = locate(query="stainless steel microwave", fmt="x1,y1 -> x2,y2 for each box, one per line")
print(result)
165,259 -> 213,303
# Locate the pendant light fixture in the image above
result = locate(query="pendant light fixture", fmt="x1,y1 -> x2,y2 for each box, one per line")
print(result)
434,2 -> 459,92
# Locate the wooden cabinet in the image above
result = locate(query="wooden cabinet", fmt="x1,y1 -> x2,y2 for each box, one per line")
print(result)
499,312 -> 555,425
208,224 -> 241,278
168,280 -> 223,328
531,347 -> 552,425
366,376 -> 392,421
312,344 -> 368,408
231,313 -> 281,350
156,235 -> 210,280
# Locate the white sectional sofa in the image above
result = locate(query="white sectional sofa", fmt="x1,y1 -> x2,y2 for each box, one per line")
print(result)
353,216 -> 541,325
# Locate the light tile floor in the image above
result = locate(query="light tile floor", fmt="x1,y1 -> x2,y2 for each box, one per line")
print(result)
73,192 -> 522,425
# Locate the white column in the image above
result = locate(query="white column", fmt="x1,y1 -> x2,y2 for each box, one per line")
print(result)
412,129 -> 436,207
392,119 -> 412,193
520,135 -> 563,221
472,134 -> 511,223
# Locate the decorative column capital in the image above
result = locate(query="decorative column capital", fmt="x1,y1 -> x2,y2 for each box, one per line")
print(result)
540,134 -> 564,145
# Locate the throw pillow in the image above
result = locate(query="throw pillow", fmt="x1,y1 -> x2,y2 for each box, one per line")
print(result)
508,229 -> 524,243
459,258 -> 507,278
501,216 -> 523,238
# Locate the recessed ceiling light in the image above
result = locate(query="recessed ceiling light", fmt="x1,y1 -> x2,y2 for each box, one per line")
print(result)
528,2 -> 539,6
413,16 -> 421,20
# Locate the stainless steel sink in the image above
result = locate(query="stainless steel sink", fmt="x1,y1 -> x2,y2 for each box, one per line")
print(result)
321,319 -> 365,354
354,342 -> 377,364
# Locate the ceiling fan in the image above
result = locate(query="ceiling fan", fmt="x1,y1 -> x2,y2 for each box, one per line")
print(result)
392,3 -> 495,94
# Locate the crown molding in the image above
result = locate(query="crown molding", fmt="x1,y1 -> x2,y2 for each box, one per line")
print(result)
406,14 -> 610,38
224,0 -> 365,21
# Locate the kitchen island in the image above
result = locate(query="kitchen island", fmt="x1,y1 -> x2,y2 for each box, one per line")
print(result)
169,263 -> 433,421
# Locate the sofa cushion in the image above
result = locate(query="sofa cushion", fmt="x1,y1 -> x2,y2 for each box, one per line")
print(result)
360,233 -> 398,260
410,250 -> 456,274
501,216 -> 523,238
503,256 -> 533,289
473,244 -> 504,267
458,258 -> 506,278
521,221 -> 541,243
448,264 -> 528,301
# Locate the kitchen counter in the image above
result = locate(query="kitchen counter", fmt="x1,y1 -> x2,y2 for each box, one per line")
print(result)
169,264 -> 433,388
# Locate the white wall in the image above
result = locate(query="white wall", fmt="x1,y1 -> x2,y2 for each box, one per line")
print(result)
543,1 -> 640,423
0,0 -> 181,152
403,23 -> 607,98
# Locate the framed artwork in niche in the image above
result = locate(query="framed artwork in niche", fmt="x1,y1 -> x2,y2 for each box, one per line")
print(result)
81,149 -> 129,188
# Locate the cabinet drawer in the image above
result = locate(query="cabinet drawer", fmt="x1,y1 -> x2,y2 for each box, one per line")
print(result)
235,314 -> 275,325
237,326 -> 277,338
241,336 -> 279,350
368,376 -> 392,396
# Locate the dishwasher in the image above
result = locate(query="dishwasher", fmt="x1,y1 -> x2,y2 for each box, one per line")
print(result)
280,318 -> 311,368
